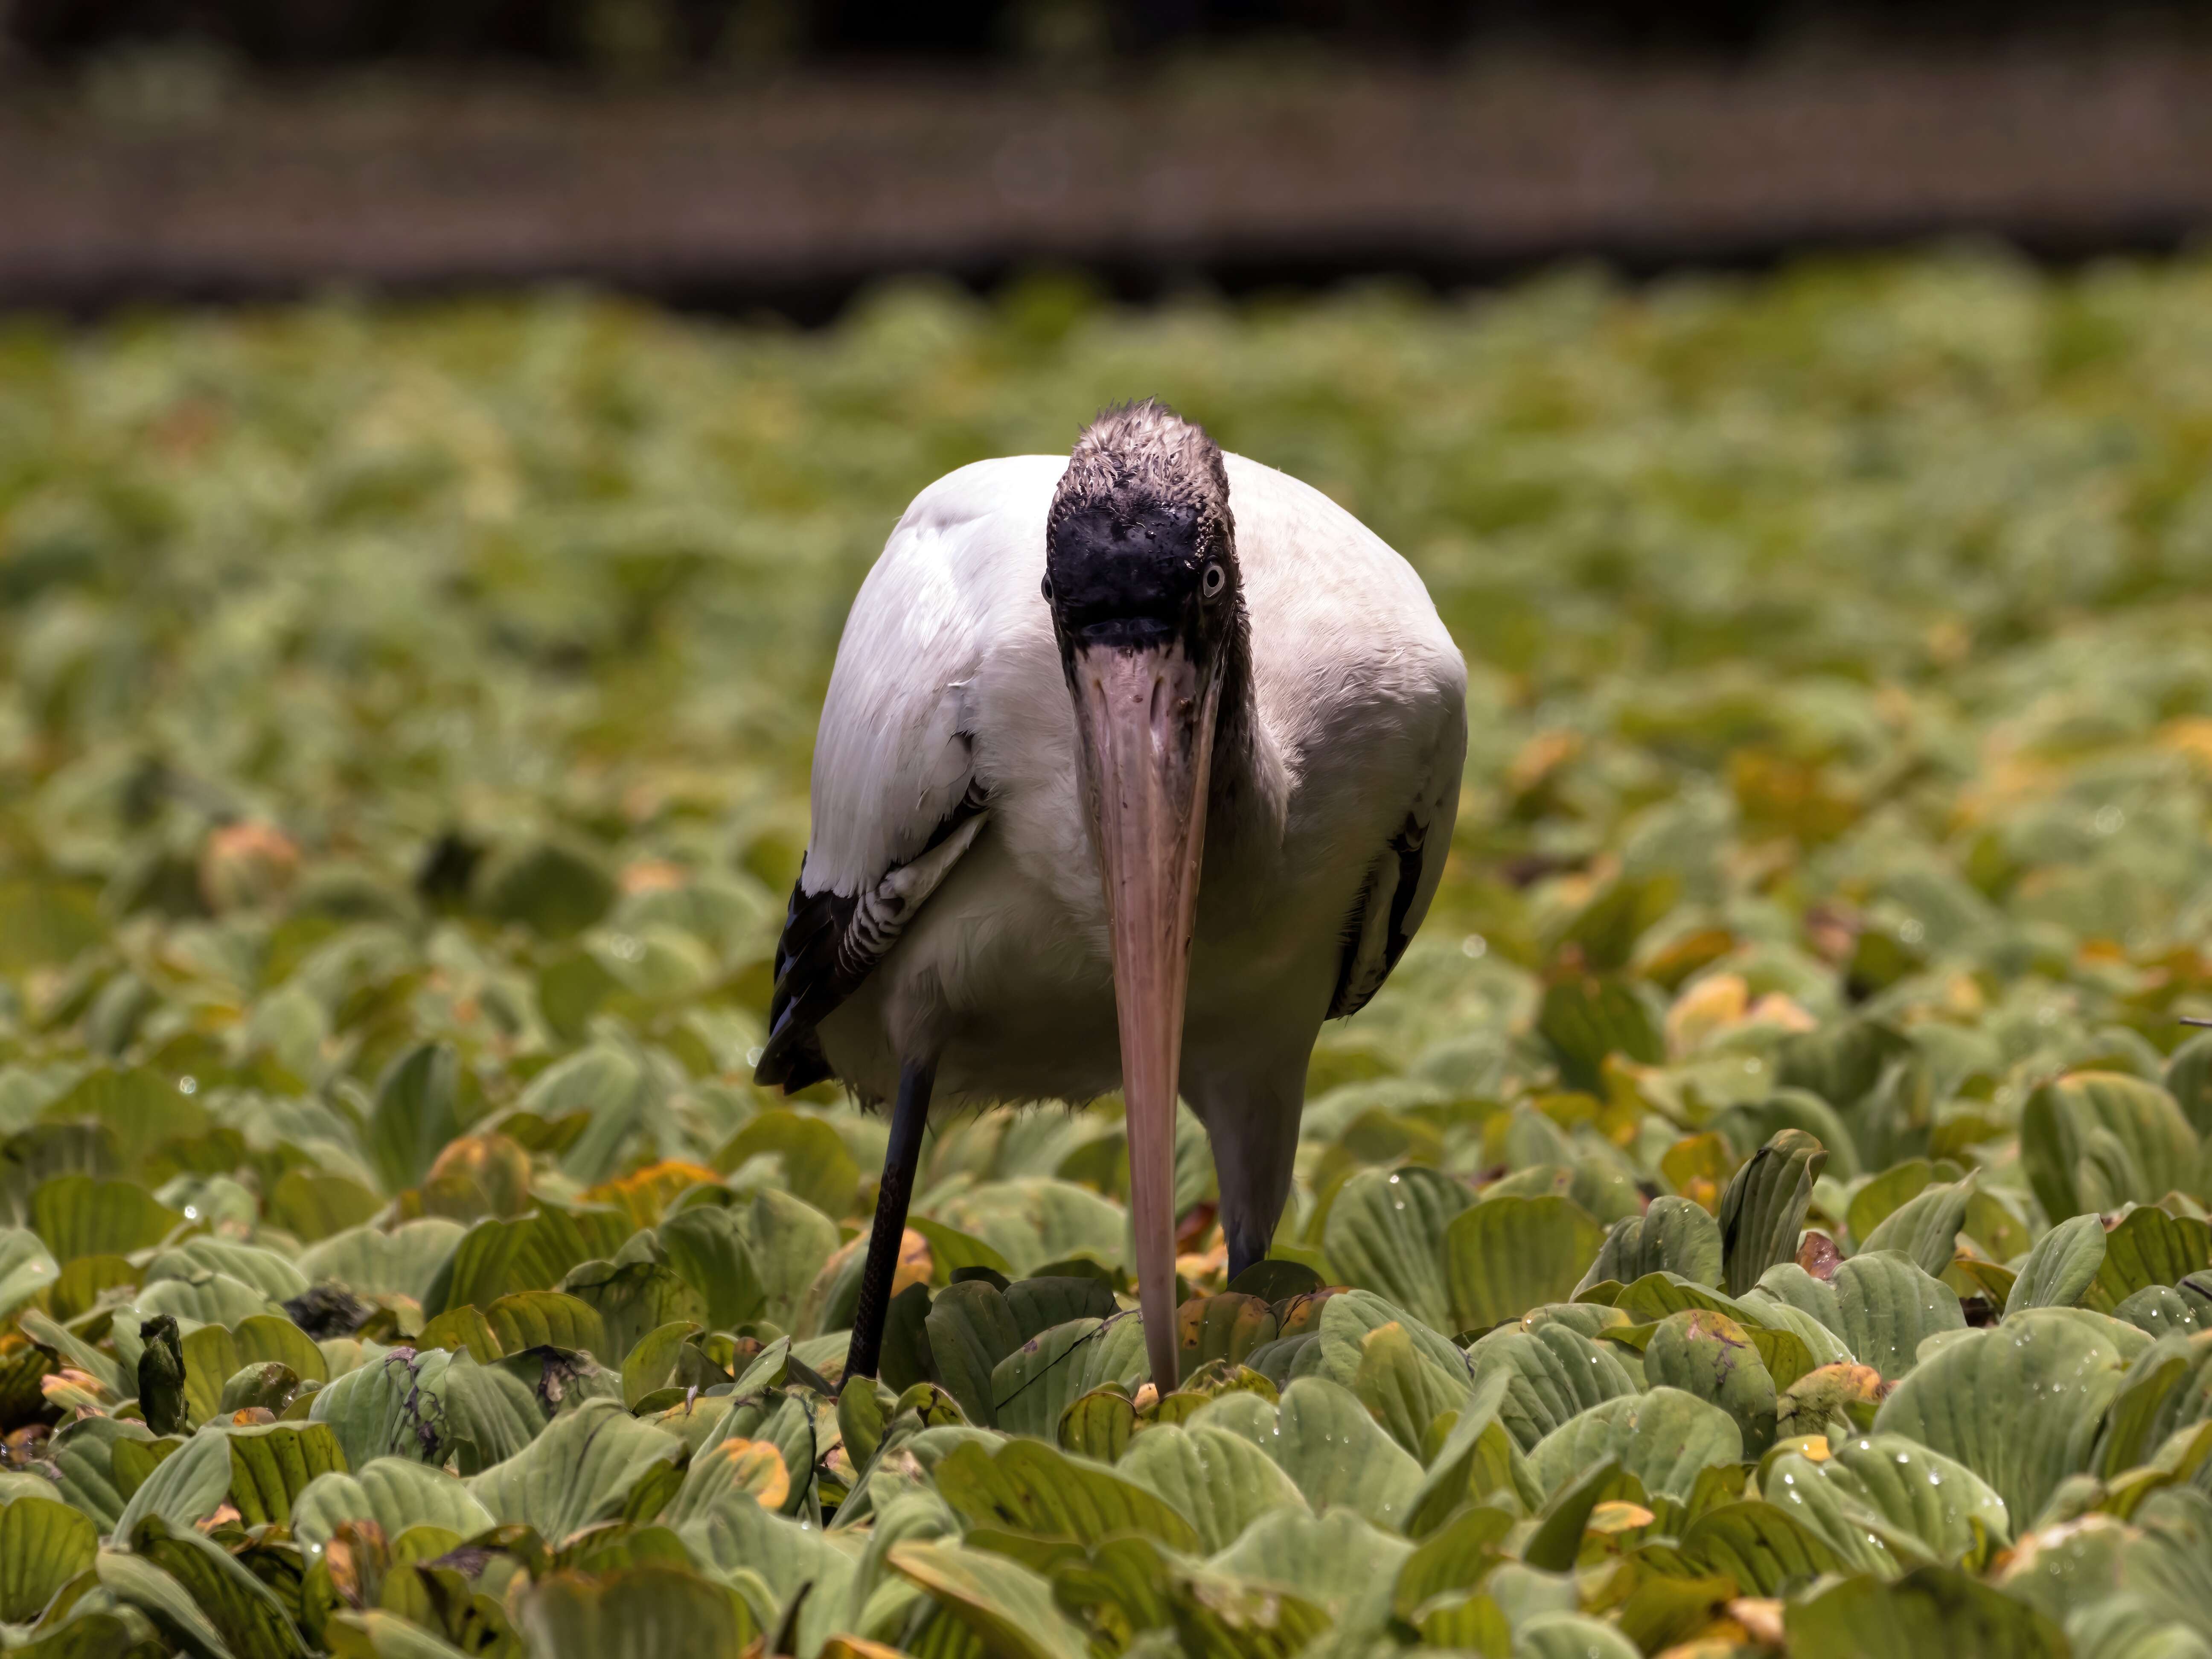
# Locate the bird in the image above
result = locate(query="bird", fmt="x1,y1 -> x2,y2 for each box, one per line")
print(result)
755,400 -> 1467,1392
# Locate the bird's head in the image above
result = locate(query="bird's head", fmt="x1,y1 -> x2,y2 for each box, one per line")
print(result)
1043,399 -> 1237,1390
1043,399 -> 1240,665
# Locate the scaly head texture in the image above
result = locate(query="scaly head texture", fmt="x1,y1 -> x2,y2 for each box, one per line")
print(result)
1051,398 -> 1233,548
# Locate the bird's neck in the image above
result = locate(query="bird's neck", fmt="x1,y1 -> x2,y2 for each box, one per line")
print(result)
1206,614 -> 1290,860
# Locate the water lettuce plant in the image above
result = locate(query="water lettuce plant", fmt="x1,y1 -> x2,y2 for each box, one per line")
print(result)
3,253 -> 2212,1655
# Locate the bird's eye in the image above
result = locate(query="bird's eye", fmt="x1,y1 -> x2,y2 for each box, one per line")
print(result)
1040,574 -> 1055,602
1202,561 -> 1226,599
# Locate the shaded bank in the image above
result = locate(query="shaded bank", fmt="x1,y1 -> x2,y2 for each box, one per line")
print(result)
3,43 -> 2210,317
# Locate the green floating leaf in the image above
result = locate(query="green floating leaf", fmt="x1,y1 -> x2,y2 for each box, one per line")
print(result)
888,1539 -> 1090,1659
138,1270 -> 285,1328
49,1415 -> 155,1532
2113,1282 -> 2201,1339
932,1437 -> 1199,1551
365,1043 -> 463,1199
1118,1422 -> 1306,1553
0,1228 -> 62,1320
1538,975 -> 1663,1092
17,1305 -> 124,1395
1577,1196 -> 1723,1293
152,1237 -> 309,1304
0,1494 -> 97,1623
713,1109 -> 859,1221
1787,1563 -> 2066,1659
664,1437 -> 791,1528
926,1278 -> 1025,1427
2023,1072 -> 2201,1223
1847,1159 -> 1938,1245
1874,1307 -> 2131,1523
128,1513 -> 309,1659
468,1398 -> 683,1541
746,1188 -> 842,1330
1523,1453 -> 1634,1572
1683,1497 -> 1846,1594
311,1347 -> 458,1469
2094,1330 -> 2212,1476
1527,1387 -> 1742,1503
1718,1129 -> 1828,1296
29,1174 -> 182,1264
475,838 -> 616,941
2008,1213 -> 2107,1313
879,1280 -> 936,1395
415,1304 -> 502,1362
478,1288 -> 605,1357
1613,1562 -> 1736,1652
265,1171 -> 383,1245
1989,1506 -> 2212,1644
1321,1166 -> 1469,1333
561,1260 -> 707,1367
907,1215 -> 1015,1283
182,1316 -> 332,1427
1643,1307 -> 1781,1455
1351,1318 -> 1472,1458
439,1351 -> 550,1473
1470,1321 -> 1638,1451
1316,1287 -> 1471,1387
427,1207 -> 631,1318
519,1565 -> 757,1659
1211,1505 -> 1409,1633
1260,1375 -> 1426,1530
655,1206 -> 767,1333
115,1426 -> 235,1536
1005,1274 -> 1118,1339
1750,1252 -> 1965,1382
1445,1196 -> 1607,1333
1800,1433 -> 2008,1563
1516,1612 -> 1641,1659
298,1219 -> 467,1304
1858,1173 -> 1973,1279
678,1467 -> 853,1650
1406,1374 -> 1535,1535
993,1317 -> 1112,1440
2090,1205 -> 2212,1311
226,1422 -> 348,1526
1392,1502 -> 1514,1619
1173,1292 -> 1278,1385
1058,1386 -> 1136,1461
1613,1271 -> 1758,1326
324,1610 -> 473,1659
621,1319 -> 715,1407
291,1458 -> 496,1550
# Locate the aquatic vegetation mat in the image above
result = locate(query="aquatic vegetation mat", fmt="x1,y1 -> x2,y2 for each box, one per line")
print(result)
4,254 -> 2212,1655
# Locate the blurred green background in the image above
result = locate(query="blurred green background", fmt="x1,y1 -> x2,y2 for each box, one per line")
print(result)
9,255 -> 2212,1200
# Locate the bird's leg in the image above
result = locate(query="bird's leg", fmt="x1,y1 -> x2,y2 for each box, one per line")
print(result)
1225,1217 -> 1272,1284
1190,1062 -> 1304,1284
844,1059 -> 935,1380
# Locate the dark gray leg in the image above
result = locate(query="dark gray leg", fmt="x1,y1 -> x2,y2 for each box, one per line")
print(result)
1189,1053 -> 1306,1285
844,1060 -> 935,1380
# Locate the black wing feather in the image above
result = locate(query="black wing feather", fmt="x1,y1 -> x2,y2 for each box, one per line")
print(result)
754,779 -> 988,1093
1327,811 -> 1429,1021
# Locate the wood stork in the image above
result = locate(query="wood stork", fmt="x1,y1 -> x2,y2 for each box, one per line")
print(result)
755,401 -> 1467,1390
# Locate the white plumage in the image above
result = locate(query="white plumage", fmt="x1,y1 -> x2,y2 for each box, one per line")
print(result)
800,451 -> 1463,1240
760,408 -> 1465,1385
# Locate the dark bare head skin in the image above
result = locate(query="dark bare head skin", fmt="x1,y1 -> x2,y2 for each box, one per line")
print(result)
1044,399 -> 1241,662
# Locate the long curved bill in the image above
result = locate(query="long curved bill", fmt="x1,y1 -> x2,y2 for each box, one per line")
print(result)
1070,638 -> 1220,1394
